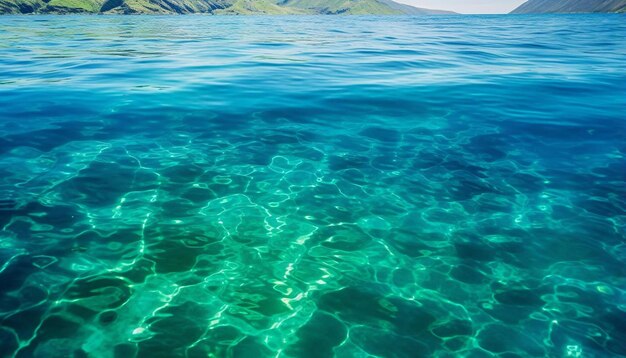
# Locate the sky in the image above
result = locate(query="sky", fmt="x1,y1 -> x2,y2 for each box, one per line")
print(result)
397,0 -> 528,14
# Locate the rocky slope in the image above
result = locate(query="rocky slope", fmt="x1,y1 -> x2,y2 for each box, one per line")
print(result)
0,0 -> 455,14
511,0 -> 626,13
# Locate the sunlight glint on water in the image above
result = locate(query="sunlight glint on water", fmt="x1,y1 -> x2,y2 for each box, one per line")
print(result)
0,14 -> 625,358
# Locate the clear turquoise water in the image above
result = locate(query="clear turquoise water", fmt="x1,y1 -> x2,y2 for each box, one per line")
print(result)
0,14 -> 625,358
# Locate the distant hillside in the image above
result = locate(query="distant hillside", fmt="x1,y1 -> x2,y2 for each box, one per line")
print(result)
511,0 -> 626,13
377,0 -> 453,14
0,0 -> 455,14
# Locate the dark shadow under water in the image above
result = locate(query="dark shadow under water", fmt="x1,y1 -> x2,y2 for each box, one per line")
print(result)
0,14 -> 625,358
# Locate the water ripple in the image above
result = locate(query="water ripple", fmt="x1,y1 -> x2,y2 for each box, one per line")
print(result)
0,14 -> 625,358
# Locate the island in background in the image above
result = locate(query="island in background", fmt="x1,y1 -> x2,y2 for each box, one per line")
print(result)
511,0 -> 626,13
3,0 -> 626,15
0,0 -> 454,15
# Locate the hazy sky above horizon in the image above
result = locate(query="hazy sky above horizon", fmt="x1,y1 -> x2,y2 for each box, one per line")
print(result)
397,0 -> 527,14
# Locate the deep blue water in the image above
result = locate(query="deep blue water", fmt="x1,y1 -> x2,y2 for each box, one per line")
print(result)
0,14 -> 625,358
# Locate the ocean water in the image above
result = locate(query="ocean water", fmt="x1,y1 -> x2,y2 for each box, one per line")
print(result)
0,14 -> 625,358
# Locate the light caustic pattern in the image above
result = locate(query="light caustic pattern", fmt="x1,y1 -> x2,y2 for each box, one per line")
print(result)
0,14 -> 625,358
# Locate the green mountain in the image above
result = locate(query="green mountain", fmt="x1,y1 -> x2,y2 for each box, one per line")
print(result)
511,0 -> 626,13
377,0 -> 453,14
0,0 -> 455,14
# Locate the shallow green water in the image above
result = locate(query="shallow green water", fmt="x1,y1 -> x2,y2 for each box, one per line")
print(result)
0,14 -> 625,358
